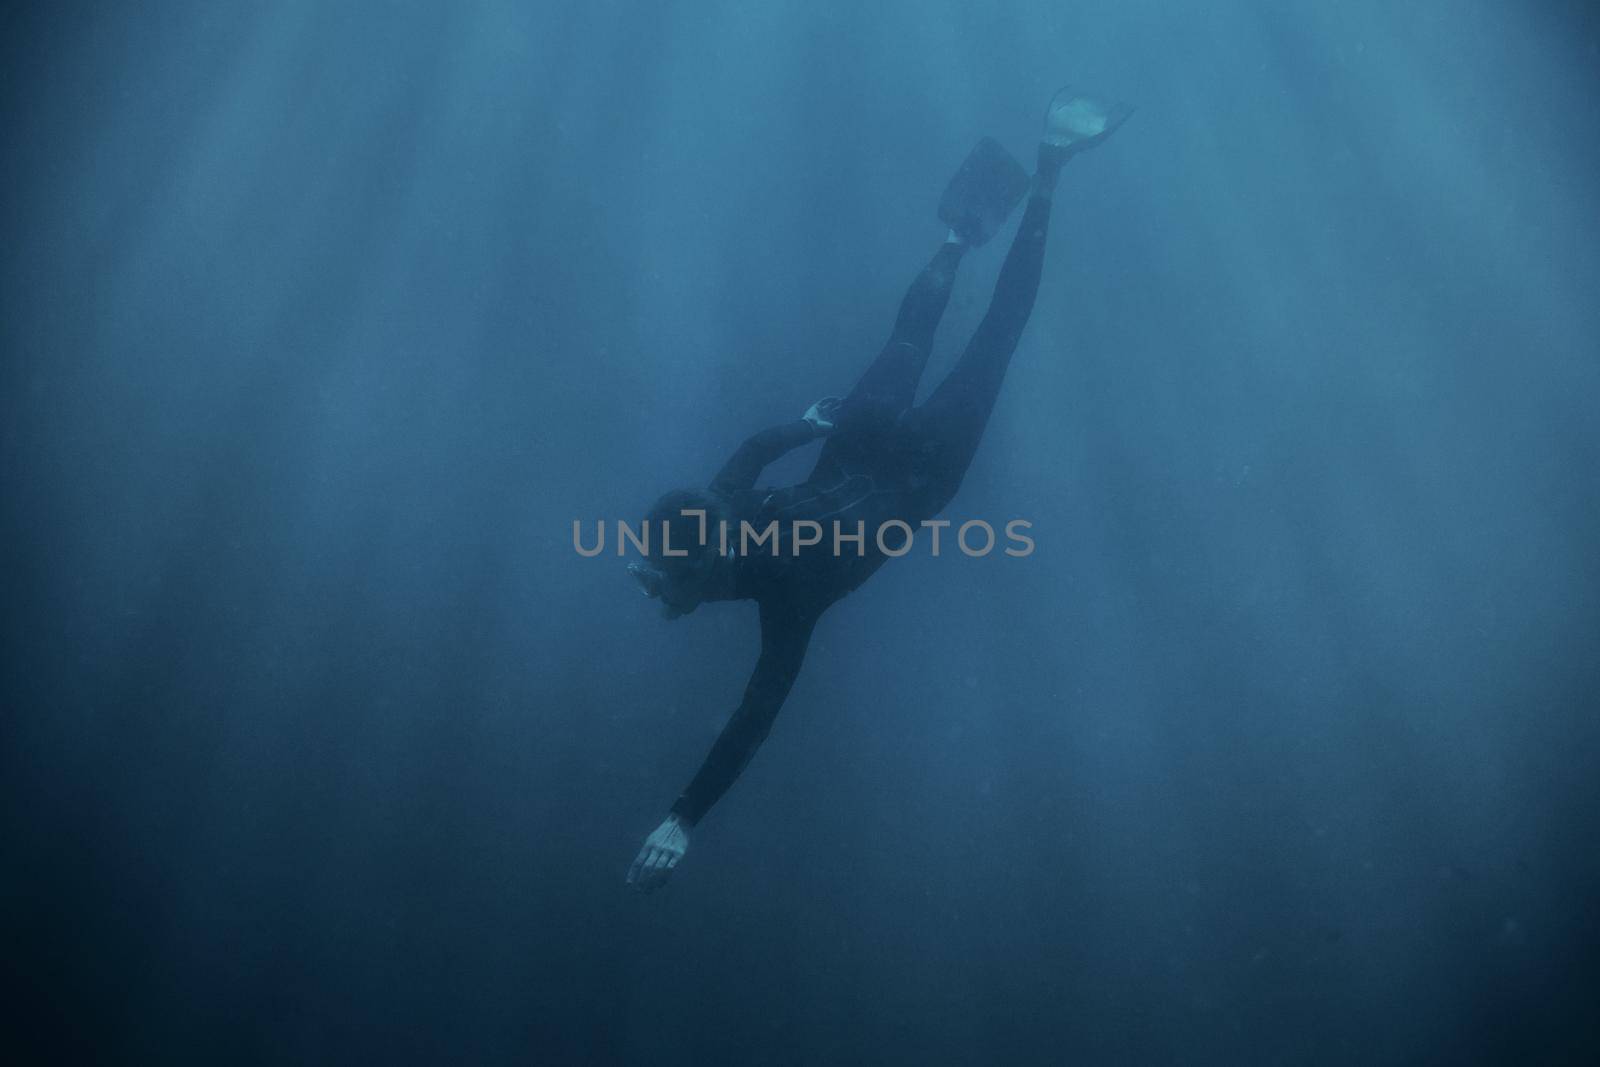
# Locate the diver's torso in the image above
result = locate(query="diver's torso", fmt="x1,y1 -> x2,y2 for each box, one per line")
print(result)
722,409 -> 968,608
729,460 -> 943,608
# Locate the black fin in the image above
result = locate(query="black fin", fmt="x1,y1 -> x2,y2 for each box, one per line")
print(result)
937,137 -> 1030,248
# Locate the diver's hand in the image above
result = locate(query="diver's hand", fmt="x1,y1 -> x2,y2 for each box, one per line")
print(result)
627,814 -> 689,891
802,396 -> 843,434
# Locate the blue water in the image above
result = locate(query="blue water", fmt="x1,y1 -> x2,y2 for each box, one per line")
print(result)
3,2 -> 1598,1063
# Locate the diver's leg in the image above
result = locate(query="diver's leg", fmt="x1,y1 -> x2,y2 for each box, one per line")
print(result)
843,237 -> 965,413
808,238 -> 964,485
842,133 -> 1031,415
904,87 -> 1132,502
907,153 -> 1063,499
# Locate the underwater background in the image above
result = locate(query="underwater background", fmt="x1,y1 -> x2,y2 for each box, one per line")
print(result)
2,1 -> 1597,1063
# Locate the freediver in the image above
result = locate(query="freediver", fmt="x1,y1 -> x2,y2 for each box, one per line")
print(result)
625,87 -> 1132,890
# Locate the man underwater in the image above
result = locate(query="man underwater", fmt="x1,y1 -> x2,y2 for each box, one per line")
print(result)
626,87 -> 1132,890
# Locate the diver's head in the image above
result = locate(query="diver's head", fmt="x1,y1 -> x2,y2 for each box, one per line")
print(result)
627,488 -> 732,619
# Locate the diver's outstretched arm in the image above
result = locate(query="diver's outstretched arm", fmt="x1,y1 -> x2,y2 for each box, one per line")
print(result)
627,600 -> 819,890
709,399 -> 840,496
671,601 -> 817,824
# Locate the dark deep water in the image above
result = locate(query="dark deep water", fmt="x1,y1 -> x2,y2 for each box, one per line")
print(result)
3,2 -> 1598,1063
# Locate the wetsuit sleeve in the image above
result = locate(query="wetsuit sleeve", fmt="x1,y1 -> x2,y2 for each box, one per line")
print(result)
669,600 -> 819,826
710,420 -> 820,496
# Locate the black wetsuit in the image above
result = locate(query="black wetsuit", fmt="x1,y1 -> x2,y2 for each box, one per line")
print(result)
671,182 -> 1058,826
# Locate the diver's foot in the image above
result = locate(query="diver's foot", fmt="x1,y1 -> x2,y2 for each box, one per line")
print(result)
1040,85 -> 1134,169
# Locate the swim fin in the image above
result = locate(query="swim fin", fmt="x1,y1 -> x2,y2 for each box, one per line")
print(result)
1042,85 -> 1134,160
938,136 -> 1030,248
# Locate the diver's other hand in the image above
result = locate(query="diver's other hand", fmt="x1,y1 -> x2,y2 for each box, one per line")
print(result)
627,813 -> 690,891
803,396 -> 843,434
